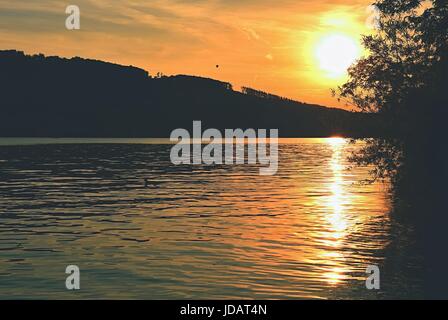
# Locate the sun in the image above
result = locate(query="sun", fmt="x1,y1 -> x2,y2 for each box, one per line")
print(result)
315,34 -> 361,78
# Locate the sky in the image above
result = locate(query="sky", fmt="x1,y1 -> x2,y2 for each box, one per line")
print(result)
0,0 -> 375,109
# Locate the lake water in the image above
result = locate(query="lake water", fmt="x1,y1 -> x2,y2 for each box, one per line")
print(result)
0,138 -> 423,299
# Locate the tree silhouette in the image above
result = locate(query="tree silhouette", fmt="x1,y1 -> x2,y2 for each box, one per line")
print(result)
335,0 -> 448,192
336,0 -> 448,298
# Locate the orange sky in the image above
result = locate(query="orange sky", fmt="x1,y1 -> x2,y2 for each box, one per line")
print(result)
0,0 -> 375,109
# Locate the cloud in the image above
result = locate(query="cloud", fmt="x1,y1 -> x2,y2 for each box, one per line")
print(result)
243,28 -> 261,40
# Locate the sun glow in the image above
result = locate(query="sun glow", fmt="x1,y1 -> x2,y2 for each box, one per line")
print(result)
302,9 -> 368,86
315,34 -> 361,78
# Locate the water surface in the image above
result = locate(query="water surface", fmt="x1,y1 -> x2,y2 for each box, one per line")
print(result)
0,138 -> 423,299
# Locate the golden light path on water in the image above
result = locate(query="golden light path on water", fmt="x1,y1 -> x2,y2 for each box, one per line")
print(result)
323,137 -> 350,285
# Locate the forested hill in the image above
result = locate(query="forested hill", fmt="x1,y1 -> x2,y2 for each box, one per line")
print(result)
0,50 -> 377,137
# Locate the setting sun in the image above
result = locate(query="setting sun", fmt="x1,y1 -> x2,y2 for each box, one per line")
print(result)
315,34 -> 361,78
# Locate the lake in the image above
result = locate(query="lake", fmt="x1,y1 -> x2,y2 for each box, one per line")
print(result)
0,138 -> 423,299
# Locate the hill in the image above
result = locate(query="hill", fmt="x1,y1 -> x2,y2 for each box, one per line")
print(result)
0,50 -> 377,137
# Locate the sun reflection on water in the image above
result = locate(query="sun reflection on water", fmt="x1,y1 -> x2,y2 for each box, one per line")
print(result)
322,138 -> 350,285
